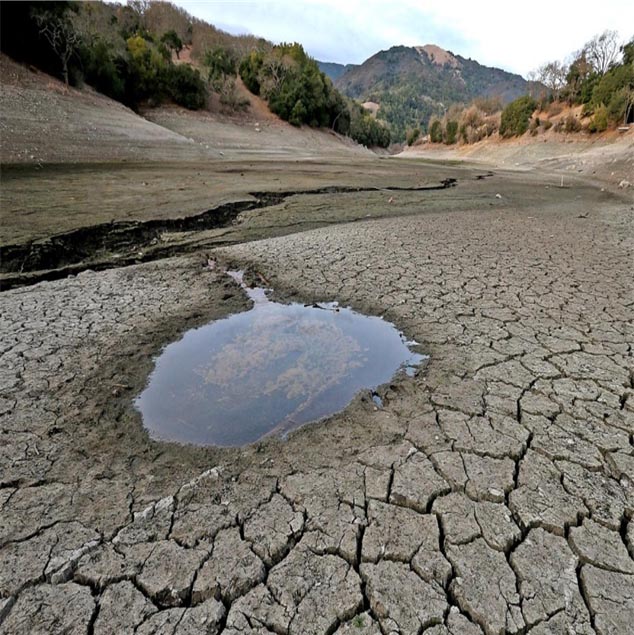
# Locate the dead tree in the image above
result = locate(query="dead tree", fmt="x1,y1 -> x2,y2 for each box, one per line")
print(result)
33,11 -> 79,86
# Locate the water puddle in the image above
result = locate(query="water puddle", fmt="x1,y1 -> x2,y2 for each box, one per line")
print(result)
135,271 -> 426,447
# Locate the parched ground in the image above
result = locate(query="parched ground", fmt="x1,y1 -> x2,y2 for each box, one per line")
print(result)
1,164 -> 633,634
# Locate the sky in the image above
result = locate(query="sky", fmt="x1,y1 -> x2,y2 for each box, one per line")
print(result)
174,0 -> 633,77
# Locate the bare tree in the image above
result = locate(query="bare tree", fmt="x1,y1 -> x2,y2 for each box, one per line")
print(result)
33,10 -> 79,85
535,60 -> 568,100
584,30 -> 621,75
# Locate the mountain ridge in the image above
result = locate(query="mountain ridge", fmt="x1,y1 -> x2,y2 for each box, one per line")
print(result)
317,61 -> 359,81
332,44 -> 530,140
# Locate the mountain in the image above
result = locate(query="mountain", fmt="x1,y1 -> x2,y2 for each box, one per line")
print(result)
335,44 -> 530,141
317,61 -> 359,81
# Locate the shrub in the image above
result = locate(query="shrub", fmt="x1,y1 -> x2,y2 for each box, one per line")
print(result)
563,113 -> 581,133
80,40 -> 126,101
166,63 -> 207,109
499,96 -> 537,138
161,30 -> 183,58
349,107 -> 390,147
543,119 -> 553,130
529,118 -> 539,136
606,88 -> 629,124
588,105 -> 609,132
429,119 -> 443,143
406,127 -> 421,145
239,51 -> 264,94
205,46 -> 238,89
472,96 -> 502,115
444,120 -> 458,144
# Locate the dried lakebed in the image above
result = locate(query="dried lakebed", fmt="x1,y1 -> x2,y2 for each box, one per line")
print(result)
1,178 -> 459,290
137,271 -> 425,446
0,167 -> 633,635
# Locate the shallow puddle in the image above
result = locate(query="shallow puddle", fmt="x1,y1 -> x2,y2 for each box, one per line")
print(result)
135,272 -> 426,447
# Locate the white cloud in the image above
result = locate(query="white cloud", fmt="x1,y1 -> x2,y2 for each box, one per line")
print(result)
175,0 -> 634,75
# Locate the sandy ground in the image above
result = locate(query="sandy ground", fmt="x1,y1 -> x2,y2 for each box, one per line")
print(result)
1,52 -> 634,635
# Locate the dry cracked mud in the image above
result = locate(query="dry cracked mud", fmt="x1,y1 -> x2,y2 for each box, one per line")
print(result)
1,164 -> 633,635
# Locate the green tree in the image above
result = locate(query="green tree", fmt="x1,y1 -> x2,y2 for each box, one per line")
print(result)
239,50 -> 264,94
406,127 -> 421,145
204,46 -> 237,89
161,29 -> 183,59
444,120 -> 458,144
499,96 -> 537,137
429,119 -> 443,143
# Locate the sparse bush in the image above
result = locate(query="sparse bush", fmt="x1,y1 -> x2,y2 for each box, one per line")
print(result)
529,118 -> 539,136
499,96 -> 537,138
406,127 -> 421,145
563,113 -> 581,133
543,119 -> 553,130
547,101 -> 564,117
444,120 -> 458,144
238,42 -> 386,145
581,103 -> 593,117
606,88 -> 629,123
472,96 -> 502,115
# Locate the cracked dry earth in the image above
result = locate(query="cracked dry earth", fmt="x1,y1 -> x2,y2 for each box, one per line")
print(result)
1,173 -> 633,635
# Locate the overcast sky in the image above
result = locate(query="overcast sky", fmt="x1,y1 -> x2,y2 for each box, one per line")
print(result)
174,0 -> 632,76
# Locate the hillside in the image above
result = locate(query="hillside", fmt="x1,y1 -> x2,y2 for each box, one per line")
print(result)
335,44 -> 530,140
317,61 -> 359,81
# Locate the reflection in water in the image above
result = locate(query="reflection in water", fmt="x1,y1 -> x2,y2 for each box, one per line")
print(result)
135,272 -> 426,447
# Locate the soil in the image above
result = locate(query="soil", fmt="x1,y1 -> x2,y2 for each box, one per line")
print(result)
403,123 -> 634,188
1,52 -> 634,635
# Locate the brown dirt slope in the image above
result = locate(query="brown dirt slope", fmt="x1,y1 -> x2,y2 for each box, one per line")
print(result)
402,126 -> 634,188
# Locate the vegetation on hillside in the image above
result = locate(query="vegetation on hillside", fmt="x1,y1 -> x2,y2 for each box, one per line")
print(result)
499,96 -> 538,138
532,31 -> 634,130
238,42 -> 390,145
335,45 -> 529,142
0,1 -> 389,147
420,31 -> 633,147
1,1 -> 208,109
